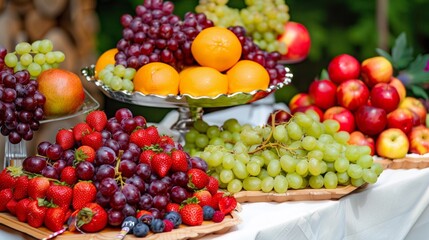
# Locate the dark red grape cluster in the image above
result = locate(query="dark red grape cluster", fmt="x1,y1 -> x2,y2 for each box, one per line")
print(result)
115,0 -> 214,70
0,46 -> 45,144
228,26 -> 288,85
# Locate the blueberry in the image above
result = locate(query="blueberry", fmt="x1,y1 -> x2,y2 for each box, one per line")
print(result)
139,214 -> 154,226
122,216 -> 138,233
150,218 -> 165,233
164,211 -> 182,228
202,206 -> 215,220
133,222 -> 149,237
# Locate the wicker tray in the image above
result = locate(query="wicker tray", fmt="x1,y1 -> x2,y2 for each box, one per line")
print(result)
374,155 -> 429,170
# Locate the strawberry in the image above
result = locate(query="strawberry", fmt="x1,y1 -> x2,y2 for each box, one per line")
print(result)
187,168 -> 209,190
0,188 -> 13,211
56,128 -> 75,150
0,166 -> 22,190
218,195 -> 237,214
151,152 -> 172,177
81,131 -> 103,150
13,175 -> 29,200
179,198 -> 204,226
60,166 -> 77,185
165,203 -> 180,213
72,181 -> 97,210
46,184 -> 73,208
75,145 -> 96,163
45,207 -> 68,232
16,198 -> 32,222
72,122 -> 92,142
171,149 -> 189,172
206,176 -> 219,196
27,199 -> 48,228
130,129 -> 152,147
209,192 -> 224,210
6,198 -> 17,215
28,176 -> 50,200
136,210 -> 152,219
212,211 -> 225,223
145,125 -> 160,144
139,149 -> 156,165
193,190 -> 212,207
157,135 -> 175,148
86,110 -> 108,132
74,203 -> 108,233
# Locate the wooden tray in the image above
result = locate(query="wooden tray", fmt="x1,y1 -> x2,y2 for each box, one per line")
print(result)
0,208 -> 241,240
233,185 -> 363,203
374,156 -> 429,170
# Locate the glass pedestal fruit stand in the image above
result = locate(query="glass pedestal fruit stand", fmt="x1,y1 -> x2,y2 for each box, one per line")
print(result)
3,89 -> 100,169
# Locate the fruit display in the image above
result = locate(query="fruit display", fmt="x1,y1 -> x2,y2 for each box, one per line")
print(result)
0,108 -> 239,238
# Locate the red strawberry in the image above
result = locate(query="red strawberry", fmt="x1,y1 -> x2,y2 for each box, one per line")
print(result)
56,128 -> 75,150
209,192 -> 224,210
45,207 -> 68,232
86,110 -> 108,132
130,129 -> 152,147
157,135 -> 175,148
165,203 -> 180,213
136,210 -> 152,219
193,190 -> 212,207
28,176 -> 50,200
81,131 -> 103,150
0,188 -> 13,211
218,195 -> 237,214
16,198 -> 32,222
72,122 -> 92,142
46,184 -> 73,208
151,152 -> 172,177
0,166 -> 22,190
171,149 -> 189,172
13,175 -> 29,200
145,125 -> 160,144
139,149 -> 156,165
180,198 -> 204,226
27,199 -> 48,228
212,210 -> 225,223
60,166 -> 77,186
72,181 -> 97,210
6,198 -> 17,215
206,176 -> 219,196
75,145 -> 96,163
74,203 -> 108,233
187,168 -> 209,190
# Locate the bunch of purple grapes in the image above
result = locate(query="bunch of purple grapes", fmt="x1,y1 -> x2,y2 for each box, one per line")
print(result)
228,26 -> 288,85
115,0 -> 214,70
0,46 -> 45,144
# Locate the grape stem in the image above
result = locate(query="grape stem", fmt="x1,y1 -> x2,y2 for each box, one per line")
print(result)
115,150 -> 125,188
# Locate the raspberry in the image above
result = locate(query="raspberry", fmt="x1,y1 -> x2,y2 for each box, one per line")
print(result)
212,211 -> 225,223
163,219 -> 174,232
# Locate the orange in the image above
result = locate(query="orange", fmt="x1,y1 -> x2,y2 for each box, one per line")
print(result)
95,48 -> 118,77
179,66 -> 228,97
191,26 -> 242,72
227,60 -> 270,93
134,62 -> 180,95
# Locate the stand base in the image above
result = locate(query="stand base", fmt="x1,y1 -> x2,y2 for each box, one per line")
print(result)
4,140 -> 27,169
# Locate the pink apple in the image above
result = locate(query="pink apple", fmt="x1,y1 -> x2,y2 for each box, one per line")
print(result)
348,131 -> 375,155
336,79 -> 370,111
376,128 -> 409,159
354,105 -> 387,136
387,108 -> 414,135
361,56 -> 393,88
323,106 -> 355,133
389,77 -> 406,103
292,105 -> 324,121
328,54 -> 361,85
278,21 -> 311,63
308,79 -> 337,110
409,125 -> 429,154
399,97 -> 427,126
370,83 -> 400,113
288,93 -> 313,113
267,109 -> 292,125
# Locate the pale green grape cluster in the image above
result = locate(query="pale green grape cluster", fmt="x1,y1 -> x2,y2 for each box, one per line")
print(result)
195,0 -> 289,54
97,63 -> 136,91
185,110 -> 384,194
4,40 -> 65,77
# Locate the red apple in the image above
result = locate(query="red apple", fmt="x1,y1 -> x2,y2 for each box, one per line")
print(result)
267,109 -> 292,125
409,125 -> 429,154
308,79 -> 337,110
327,54 -> 361,85
292,105 -> 324,121
354,105 -> 387,136
361,56 -> 393,88
288,93 -> 313,113
348,131 -> 375,155
387,108 -> 414,135
399,97 -> 427,126
278,21 -> 311,63
370,83 -> 400,113
336,79 -> 370,111
323,106 -> 355,133
376,128 -> 409,159
389,77 -> 406,103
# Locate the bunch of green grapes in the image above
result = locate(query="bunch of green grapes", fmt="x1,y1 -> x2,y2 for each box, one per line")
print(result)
4,40 -> 65,78
97,63 -> 136,91
195,0 -> 289,54
185,110 -> 383,194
